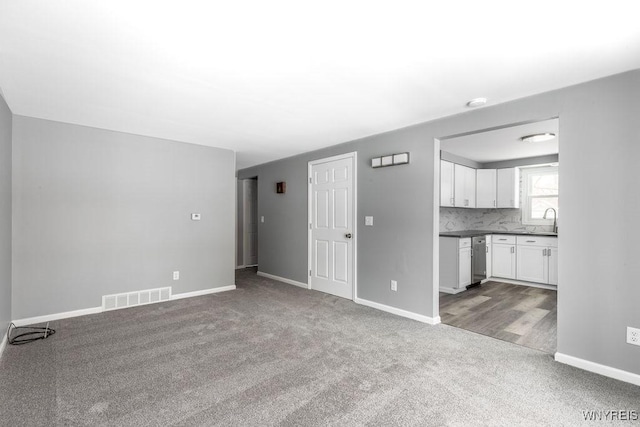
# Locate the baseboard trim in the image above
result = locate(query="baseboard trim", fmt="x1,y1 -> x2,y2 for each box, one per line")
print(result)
355,297 -> 441,325
11,286 -> 236,327
171,285 -> 236,300
487,277 -> 557,291
257,271 -> 309,289
235,265 -> 246,270
555,352 -> 640,386
0,332 -> 7,359
12,306 -> 103,327
439,286 -> 467,295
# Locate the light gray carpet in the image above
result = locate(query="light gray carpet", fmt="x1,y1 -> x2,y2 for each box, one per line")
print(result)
1,268 -> 638,426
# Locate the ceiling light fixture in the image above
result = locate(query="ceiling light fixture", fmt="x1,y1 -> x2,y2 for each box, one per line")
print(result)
521,133 -> 556,143
466,98 -> 487,108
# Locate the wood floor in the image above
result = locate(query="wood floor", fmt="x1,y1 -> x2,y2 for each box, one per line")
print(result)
440,281 -> 557,354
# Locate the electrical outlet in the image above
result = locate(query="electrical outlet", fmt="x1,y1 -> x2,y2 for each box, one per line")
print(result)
173,271 -> 179,281
627,327 -> 640,346
390,280 -> 397,292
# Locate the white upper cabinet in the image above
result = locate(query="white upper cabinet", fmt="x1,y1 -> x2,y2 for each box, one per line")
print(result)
454,164 -> 476,208
497,168 -> 520,208
476,169 -> 497,208
440,160 -> 455,207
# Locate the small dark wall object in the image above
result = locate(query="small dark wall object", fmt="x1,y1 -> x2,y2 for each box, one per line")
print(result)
276,182 -> 286,194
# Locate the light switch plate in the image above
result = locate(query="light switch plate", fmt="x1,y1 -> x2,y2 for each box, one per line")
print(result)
191,213 -> 201,221
365,216 -> 373,226
261,216 -> 265,223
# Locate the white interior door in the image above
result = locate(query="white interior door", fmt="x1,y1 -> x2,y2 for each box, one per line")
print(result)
243,179 -> 258,266
309,154 -> 355,299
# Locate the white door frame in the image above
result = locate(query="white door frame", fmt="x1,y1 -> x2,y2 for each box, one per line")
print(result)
307,151 -> 358,300
434,117 -> 561,325
240,178 -> 258,268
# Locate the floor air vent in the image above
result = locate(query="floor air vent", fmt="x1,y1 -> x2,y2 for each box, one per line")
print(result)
102,287 -> 172,311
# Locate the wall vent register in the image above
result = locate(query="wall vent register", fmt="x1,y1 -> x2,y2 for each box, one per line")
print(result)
102,287 -> 171,311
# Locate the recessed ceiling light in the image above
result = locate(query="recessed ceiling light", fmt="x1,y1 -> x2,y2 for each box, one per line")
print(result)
521,133 -> 556,143
466,98 -> 487,108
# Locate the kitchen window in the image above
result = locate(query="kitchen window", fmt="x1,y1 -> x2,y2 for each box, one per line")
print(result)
521,165 -> 558,225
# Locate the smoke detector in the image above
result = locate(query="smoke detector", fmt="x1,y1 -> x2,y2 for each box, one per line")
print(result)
466,98 -> 487,108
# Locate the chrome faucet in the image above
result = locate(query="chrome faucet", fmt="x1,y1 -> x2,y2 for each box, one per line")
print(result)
543,208 -> 558,233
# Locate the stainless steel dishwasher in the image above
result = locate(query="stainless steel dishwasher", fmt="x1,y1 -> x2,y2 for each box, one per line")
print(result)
471,236 -> 487,286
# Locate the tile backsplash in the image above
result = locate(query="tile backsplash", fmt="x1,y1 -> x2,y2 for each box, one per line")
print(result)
440,207 -> 554,233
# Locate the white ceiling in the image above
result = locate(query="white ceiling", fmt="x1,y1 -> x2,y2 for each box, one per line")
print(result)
1,1 -> 639,170
442,118 -> 559,163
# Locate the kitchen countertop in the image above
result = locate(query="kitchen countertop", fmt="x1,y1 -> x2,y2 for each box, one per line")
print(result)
440,230 -> 558,238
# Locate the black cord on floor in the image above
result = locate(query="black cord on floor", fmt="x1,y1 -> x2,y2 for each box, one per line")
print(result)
6,322 -> 56,345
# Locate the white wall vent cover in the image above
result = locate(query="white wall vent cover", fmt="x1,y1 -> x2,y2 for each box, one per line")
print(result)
102,287 -> 172,311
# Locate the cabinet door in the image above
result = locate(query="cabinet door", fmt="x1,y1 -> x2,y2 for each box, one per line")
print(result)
458,247 -> 472,288
517,245 -> 547,283
476,169 -> 495,208
548,247 -> 558,285
464,166 -> 476,208
497,168 -> 520,208
440,160 -> 455,207
492,243 -> 516,279
454,164 -> 475,208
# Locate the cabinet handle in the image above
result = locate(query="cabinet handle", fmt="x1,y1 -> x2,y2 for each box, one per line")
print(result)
526,240 -> 536,243
470,248 -> 473,257
486,246 -> 489,253
548,249 -> 551,258
510,247 -> 514,254
498,238 -> 507,241
450,198 -> 454,205
493,200 -> 496,207
543,249 -> 547,256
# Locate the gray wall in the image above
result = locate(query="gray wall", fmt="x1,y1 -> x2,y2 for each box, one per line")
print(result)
0,92 -> 12,334
12,116 -> 236,319
441,151 -> 559,169
440,151 -> 482,168
238,70 -> 640,376
483,153 -> 559,169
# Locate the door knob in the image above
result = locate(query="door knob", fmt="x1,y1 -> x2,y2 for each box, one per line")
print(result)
345,233 -> 352,239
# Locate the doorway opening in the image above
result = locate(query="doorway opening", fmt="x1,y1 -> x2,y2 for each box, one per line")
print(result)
237,177 -> 258,268
435,118 -> 560,354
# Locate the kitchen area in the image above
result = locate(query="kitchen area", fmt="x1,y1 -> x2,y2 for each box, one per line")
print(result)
438,119 -> 559,353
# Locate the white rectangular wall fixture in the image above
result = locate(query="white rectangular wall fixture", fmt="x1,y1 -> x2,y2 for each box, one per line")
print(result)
102,287 -> 172,311
371,152 -> 410,168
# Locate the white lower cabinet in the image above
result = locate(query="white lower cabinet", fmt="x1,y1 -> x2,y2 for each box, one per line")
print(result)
515,236 -> 558,285
458,246 -> 472,288
486,235 -> 492,278
492,243 -> 516,279
439,237 -> 472,293
548,247 -> 558,285
516,245 -> 547,283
